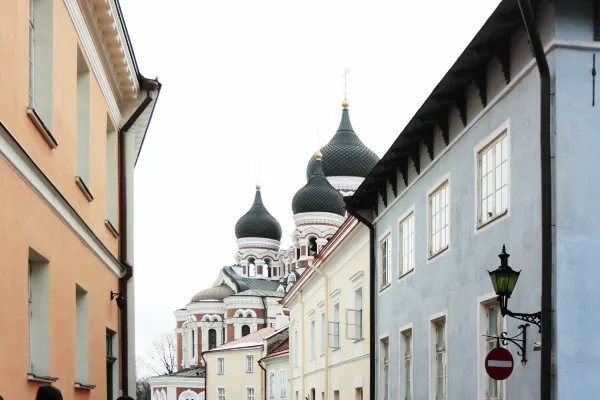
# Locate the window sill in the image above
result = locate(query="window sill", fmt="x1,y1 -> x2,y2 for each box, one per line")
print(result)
477,209 -> 508,230
27,373 -> 58,383
353,338 -> 365,344
379,283 -> 391,293
75,176 -> 94,202
428,245 -> 449,261
26,107 -> 58,149
398,269 -> 414,280
105,219 -> 119,238
74,382 -> 96,390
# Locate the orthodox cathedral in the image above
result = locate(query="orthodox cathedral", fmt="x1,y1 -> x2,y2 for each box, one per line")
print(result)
149,100 -> 379,399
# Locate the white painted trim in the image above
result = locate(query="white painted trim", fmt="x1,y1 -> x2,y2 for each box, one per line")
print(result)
428,311 -> 447,400
397,205 -> 416,279
371,39 -> 575,224
476,293 -> 507,400
426,174 -> 451,263
63,0 -> 122,125
329,289 -> 341,304
350,271 -> 364,290
473,119 -> 511,235
0,122 -> 123,276
377,227 -> 392,292
398,323 -> 414,400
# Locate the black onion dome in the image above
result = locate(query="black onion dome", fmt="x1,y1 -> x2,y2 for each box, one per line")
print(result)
306,106 -> 380,180
293,155 -> 345,216
235,187 -> 282,241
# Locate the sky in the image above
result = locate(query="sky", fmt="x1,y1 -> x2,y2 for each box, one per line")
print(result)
119,0 -> 503,367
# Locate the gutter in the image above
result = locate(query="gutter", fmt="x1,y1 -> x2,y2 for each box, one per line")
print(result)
343,203 -> 375,400
516,1 -> 553,399
258,356 -> 268,400
117,77 -> 159,395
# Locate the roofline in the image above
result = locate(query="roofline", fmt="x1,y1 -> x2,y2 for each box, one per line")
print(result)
264,326 -> 289,339
263,350 -> 289,361
346,0 -> 539,213
114,0 -> 140,79
282,216 -> 359,304
134,80 -> 162,166
203,344 -> 263,354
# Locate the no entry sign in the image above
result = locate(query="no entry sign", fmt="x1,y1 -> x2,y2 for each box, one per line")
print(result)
485,347 -> 514,380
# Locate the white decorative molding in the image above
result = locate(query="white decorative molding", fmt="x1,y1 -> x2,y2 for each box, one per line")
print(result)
186,303 -> 226,315
0,122 -> 123,277
237,237 -> 281,252
293,212 -> 345,228
63,0 -> 122,125
149,376 -> 205,388
329,289 -> 341,304
179,389 -> 201,400
201,314 -> 222,322
326,176 -> 364,191
350,271 -> 365,290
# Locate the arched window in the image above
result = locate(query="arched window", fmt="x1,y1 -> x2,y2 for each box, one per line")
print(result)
191,330 -> 196,358
242,325 -> 251,337
248,257 -> 256,277
308,236 -> 318,255
265,258 -> 272,278
208,329 -> 217,350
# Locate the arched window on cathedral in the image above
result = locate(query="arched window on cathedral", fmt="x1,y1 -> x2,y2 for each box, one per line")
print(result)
208,329 -> 217,350
242,325 -> 250,337
308,236 -> 318,256
248,257 -> 256,277
295,247 -> 300,260
191,330 -> 196,358
264,258 -> 272,278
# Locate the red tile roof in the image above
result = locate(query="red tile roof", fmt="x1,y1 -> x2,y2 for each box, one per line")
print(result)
264,337 -> 289,360
205,327 -> 276,353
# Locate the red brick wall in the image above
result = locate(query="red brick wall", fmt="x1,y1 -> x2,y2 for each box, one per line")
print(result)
176,387 -> 205,397
257,264 -> 263,275
227,324 -> 234,342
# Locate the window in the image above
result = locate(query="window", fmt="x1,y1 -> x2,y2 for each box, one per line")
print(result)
76,46 -> 92,195
28,0 -> 54,127
355,388 -> 363,400
435,320 -> 447,400
75,284 -> 89,384
399,212 -> 415,276
486,305 -> 504,400
333,391 -> 339,400
380,236 -> 390,289
218,388 -> 226,400
329,303 -> 340,349
269,371 -> 275,399
247,387 -> 255,400
429,181 -> 450,257
293,330 -> 298,367
242,325 -> 251,337
209,329 -> 217,350
310,319 -> 316,360
320,312 -> 326,356
191,329 -> 197,358
346,287 -> 363,340
478,131 -> 508,226
381,337 -> 389,400
106,330 -> 117,400
27,249 -> 50,377
280,369 -> 288,398
105,116 -> 118,228
217,357 -> 224,375
403,330 -> 412,400
246,355 -> 254,373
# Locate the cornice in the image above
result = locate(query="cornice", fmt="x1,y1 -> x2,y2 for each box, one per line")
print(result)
293,212 -> 345,227
236,237 -> 281,252
149,376 -> 205,388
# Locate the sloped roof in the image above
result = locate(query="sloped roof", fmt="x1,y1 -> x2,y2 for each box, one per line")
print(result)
264,337 -> 289,360
234,289 -> 284,298
223,267 -> 281,292
158,367 -> 205,378
206,327 -> 276,353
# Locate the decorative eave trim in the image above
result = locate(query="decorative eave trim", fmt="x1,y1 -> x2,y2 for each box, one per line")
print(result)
149,376 -> 206,388
326,176 -> 364,190
349,271 -> 365,290
293,212 -> 345,227
0,121 -> 124,277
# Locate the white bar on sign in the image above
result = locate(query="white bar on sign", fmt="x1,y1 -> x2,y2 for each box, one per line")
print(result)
488,360 -> 513,368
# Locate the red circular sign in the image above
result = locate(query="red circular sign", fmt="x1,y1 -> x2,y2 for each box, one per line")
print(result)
485,347 -> 514,380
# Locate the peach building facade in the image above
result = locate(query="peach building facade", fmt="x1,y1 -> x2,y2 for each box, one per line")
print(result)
0,0 -> 160,399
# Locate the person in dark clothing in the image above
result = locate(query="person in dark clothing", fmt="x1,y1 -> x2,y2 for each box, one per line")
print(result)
36,386 -> 63,400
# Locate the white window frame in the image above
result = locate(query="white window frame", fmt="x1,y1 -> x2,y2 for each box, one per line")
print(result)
217,357 -> 225,375
427,177 -> 450,259
245,354 -> 254,373
293,330 -> 299,367
378,228 -> 392,290
246,386 -> 255,400
476,126 -> 510,229
268,371 -> 275,399
429,313 -> 447,400
320,311 -> 326,356
477,293 -> 507,400
280,369 -> 288,399
380,335 -> 390,400
217,387 -> 226,400
399,324 -> 413,400
398,206 -> 416,278
309,317 -> 316,360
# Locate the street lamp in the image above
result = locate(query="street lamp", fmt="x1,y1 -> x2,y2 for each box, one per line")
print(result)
488,245 -> 541,330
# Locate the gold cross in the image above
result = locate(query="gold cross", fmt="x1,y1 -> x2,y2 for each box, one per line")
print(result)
341,67 -> 350,100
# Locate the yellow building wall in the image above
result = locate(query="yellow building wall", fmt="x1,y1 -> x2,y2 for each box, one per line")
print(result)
205,347 -> 264,400
288,222 -> 370,400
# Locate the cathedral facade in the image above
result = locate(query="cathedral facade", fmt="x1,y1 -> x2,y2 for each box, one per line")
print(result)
149,101 -> 379,400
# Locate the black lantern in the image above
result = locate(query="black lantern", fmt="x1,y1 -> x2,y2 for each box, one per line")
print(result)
488,245 -> 521,299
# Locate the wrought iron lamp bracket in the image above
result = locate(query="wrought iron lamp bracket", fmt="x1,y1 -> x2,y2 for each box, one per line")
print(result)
484,323 -> 530,365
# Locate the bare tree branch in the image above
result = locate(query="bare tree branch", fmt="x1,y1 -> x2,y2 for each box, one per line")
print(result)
147,332 -> 177,375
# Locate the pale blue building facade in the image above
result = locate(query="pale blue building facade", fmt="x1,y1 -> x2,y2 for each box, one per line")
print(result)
345,1 -> 600,399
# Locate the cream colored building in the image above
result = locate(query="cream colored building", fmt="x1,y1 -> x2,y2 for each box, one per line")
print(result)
283,216 -> 370,400
259,326 -> 290,400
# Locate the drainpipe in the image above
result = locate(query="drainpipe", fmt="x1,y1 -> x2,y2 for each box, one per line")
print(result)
117,77 -> 158,395
516,2 -> 552,399
258,357 -> 268,400
344,206 -> 375,400
201,352 -> 208,400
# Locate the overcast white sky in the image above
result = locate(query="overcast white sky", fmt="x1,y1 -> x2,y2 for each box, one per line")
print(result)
120,0 -> 502,365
